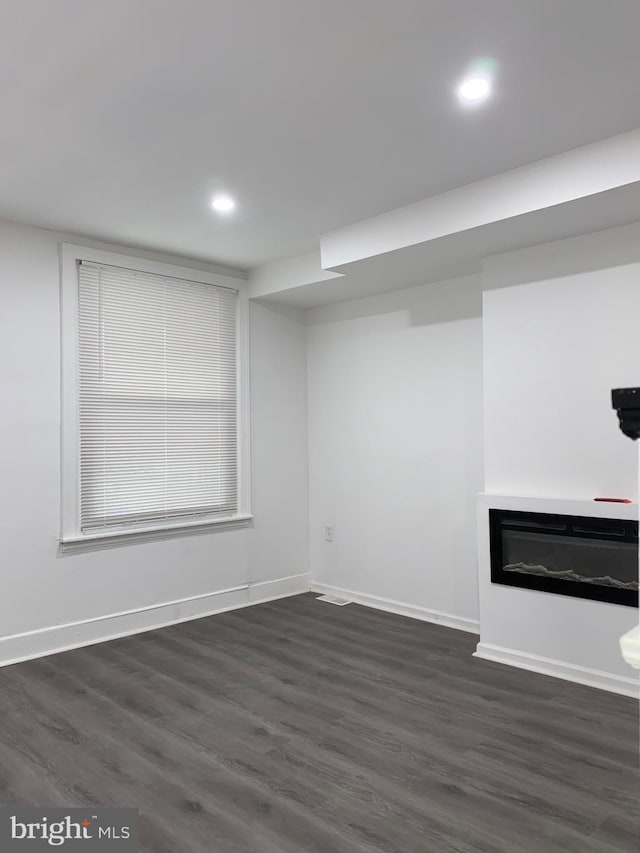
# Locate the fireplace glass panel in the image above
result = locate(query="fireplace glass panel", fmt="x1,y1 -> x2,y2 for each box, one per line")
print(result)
489,509 -> 639,607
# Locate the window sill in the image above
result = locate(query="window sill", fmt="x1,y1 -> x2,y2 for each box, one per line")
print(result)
59,514 -> 254,554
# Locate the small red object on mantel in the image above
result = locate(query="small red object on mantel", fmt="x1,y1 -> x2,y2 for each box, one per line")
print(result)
593,497 -> 633,503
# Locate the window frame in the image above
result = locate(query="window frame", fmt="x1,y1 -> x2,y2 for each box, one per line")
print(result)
60,243 -> 252,550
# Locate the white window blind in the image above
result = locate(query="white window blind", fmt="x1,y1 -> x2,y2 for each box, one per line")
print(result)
77,261 -> 238,532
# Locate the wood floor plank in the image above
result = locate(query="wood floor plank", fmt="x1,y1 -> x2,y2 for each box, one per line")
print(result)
0,593 -> 637,852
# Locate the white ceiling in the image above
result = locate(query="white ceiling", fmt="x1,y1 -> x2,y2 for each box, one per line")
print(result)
270,182 -> 640,307
2,0 -> 640,270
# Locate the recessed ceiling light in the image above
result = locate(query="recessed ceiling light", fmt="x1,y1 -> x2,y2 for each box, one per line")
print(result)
210,194 -> 236,213
457,75 -> 492,104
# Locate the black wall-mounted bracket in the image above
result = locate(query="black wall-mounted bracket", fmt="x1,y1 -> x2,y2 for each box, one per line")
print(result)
612,387 -> 640,441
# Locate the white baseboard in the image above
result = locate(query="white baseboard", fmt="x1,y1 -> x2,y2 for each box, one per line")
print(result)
474,642 -> 640,699
0,573 -> 310,669
249,573 -> 311,604
310,582 -> 480,634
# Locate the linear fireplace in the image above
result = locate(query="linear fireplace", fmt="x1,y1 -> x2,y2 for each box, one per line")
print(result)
489,509 -> 639,608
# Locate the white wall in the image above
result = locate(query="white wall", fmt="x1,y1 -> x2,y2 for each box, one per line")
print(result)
483,224 -> 640,500
479,225 -> 640,694
0,220 -> 309,663
248,300 -> 309,583
307,275 -> 484,629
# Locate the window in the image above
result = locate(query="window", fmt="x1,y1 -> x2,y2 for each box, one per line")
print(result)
61,245 -> 251,547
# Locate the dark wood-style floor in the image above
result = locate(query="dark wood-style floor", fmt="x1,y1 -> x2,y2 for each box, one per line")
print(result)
0,593 -> 637,852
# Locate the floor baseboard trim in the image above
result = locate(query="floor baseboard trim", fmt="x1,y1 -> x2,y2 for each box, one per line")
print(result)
0,573 -> 311,669
310,582 -> 479,634
474,642 -> 640,698
248,573 -> 311,604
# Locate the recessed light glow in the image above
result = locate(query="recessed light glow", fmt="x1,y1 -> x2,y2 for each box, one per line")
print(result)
211,194 -> 236,213
457,75 -> 492,104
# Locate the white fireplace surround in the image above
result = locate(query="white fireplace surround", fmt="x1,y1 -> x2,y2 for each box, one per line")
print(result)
475,493 -> 640,698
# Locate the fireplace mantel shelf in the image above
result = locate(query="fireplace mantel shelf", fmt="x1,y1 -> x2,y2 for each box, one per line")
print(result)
478,493 -> 638,520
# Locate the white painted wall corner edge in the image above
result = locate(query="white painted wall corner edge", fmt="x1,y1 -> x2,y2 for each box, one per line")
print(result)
474,642 -> 640,699
309,582 -> 480,634
0,573 -> 311,669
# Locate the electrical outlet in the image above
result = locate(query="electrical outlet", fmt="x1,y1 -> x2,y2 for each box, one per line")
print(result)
324,524 -> 334,542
